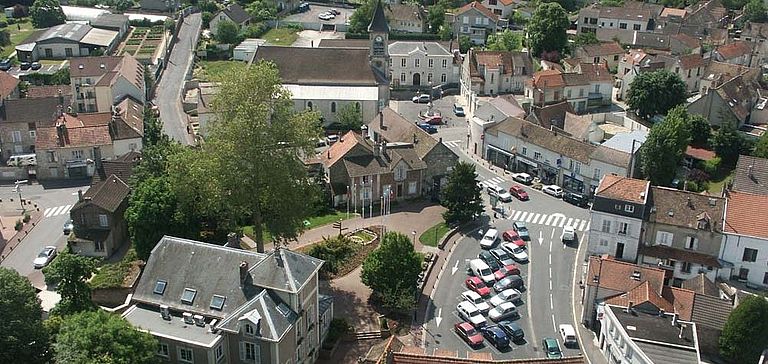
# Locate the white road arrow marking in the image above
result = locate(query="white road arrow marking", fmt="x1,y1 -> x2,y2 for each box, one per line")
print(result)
435,308 -> 443,327
451,260 -> 459,275
538,230 -> 544,246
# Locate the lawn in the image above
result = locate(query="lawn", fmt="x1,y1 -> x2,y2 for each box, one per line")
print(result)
263,28 -> 299,46
242,210 -> 357,243
2,19 -> 36,58
419,221 -> 450,247
707,169 -> 734,195
194,60 -> 245,81
90,248 -> 141,289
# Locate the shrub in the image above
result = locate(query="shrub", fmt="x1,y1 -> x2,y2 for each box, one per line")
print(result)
702,156 -> 721,175
23,213 -> 30,223
685,180 -> 699,192
15,219 -> 23,231
325,318 -> 351,344
305,235 -> 359,277
0,21 -> 8,28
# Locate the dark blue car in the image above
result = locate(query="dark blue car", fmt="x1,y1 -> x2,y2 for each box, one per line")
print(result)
480,325 -> 510,349
418,123 -> 437,134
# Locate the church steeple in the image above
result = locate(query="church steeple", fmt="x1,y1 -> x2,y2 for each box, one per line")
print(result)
368,0 -> 389,33
368,0 -> 390,81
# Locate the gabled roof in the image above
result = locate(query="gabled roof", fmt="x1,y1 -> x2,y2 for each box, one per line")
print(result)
714,41 -> 753,60
386,4 -> 423,23
685,146 -> 716,161
723,191 -> 768,240
369,0 -> 390,33
253,46 -> 380,86
578,41 -> 624,57
456,1 -> 498,21
681,273 -> 720,297
35,123 -> 112,150
526,101 -> 574,130
219,4 -> 251,24
671,33 -> 701,50
587,255 -> 666,296
112,97 -> 144,140
93,151 -> 141,184
604,281 -> 673,312
366,107 -> 440,159
677,53 -> 706,70
72,174 -> 130,213
25,85 -> 72,98
3,97 -> 61,124
529,69 -> 564,88
69,55 -> 144,94
324,131 -> 368,168
731,154 -> 768,195
639,244 -> 723,268
648,186 -> 725,232
488,116 -> 595,164
248,248 -> 324,294
714,74 -> 756,121
595,175 -> 649,204
0,71 -> 19,98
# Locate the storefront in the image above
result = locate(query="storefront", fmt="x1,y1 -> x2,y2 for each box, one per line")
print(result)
486,144 -> 515,171
539,163 -> 558,185
515,157 -> 537,175
563,172 -> 585,194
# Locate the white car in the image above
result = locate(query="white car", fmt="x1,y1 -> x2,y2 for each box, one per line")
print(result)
457,301 -> 487,327
504,244 -> 529,263
489,288 -> 522,307
480,228 -> 499,249
33,246 -> 57,268
412,94 -> 430,103
461,290 -> 491,314
488,301 -> 518,322
512,172 -> 533,185
542,185 -> 564,198
487,185 -> 512,202
561,226 -> 576,243
318,12 -> 335,20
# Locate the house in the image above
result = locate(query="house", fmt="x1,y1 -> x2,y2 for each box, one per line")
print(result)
729,154 -> 768,195
123,236 -> 329,364
450,2 -> 508,45
92,150 -> 141,184
480,0 -> 516,19
90,13 -> 130,40
366,107 -> 459,200
687,72 -> 760,128
525,63 -> 613,113
16,23 -> 119,62
683,145 -> 716,168
712,41 -> 754,67
637,187 -> 727,286
0,86 -> 71,162
740,22 -> 768,67
526,101 -> 573,131
209,4 -> 252,35
587,175 -> 651,262
577,2 -> 662,35
69,55 -> 146,113
573,41 -> 625,70
251,2 -> 390,127
460,49 -> 532,102
385,4 -> 425,33
68,174 -> 130,257
468,95 -> 525,158
669,53 -> 707,94
140,0 -> 173,11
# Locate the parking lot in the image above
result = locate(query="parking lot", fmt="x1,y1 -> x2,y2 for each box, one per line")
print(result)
7,60 -> 68,77
392,96 -> 467,130
283,4 -> 354,26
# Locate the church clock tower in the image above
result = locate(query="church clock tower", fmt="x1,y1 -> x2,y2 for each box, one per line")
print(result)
368,0 -> 390,82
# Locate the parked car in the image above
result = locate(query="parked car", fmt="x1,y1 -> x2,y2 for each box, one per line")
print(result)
33,246 -> 57,268
329,8 -> 341,15
412,94 -> 430,103
563,192 -> 589,207
504,245 -> 529,263
457,301 -> 487,327
480,325 -> 510,349
512,221 -> 530,240
63,220 -> 74,235
493,264 -> 520,281
465,276 -> 491,297
453,103 -> 465,116
326,134 -> 339,143
561,226 -> 576,244
454,322 -> 484,347
488,301 -> 519,322
20,62 -> 31,70
462,290 -> 491,314
559,324 -> 578,348
0,58 -> 12,71
30,62 -> 41,70
423,115 -> 443,125
490,248 -> 515,266
489,288 -> 522,307
487,185 -> 512,202
418,123 -> 437,134
542,337 -> 563,359
479,228 -> 499,250
493,275 -> 523,292
502,229 -> 526,248
509,185 -> 529,200
296,2 -> 310,12
478,250 -> 501,271
497,320 -> 525,342
542,185 -> 564,198
512,172 -> 533,185
318,12 -> 335,20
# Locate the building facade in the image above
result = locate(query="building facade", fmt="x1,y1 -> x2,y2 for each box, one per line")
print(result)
68,174 -> 130,257
461,49 -> 532,100
451,2 -> 507,45
69,55 -> 146,113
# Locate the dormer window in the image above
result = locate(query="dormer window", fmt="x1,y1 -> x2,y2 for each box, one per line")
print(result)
245,323 -> 254,336
181,288 -> 197,305
153,280 -> 167,295
697,219 -> 709,230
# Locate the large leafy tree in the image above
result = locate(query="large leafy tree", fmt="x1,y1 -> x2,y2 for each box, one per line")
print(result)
572,32 -> 599,47
215,20 -> 241,44
428,5 -> 445,33
719,294 -> 768,363
685,114 -> 712,147
29,0 -> 65,28
627,70 -> 688,119
527,2 -> 570,58
0,268 -> 51,364
542,0 -> 576,11
710,122 -> 753,166
639,106 -> 691,185
245,0 -> 277,22
745,0 -> 767,22
348,0 -> 376,33
441,161 -> 483,225
753,131 -> 768,158
336,103 -> 363,131
361,232 -> 423,312
42,250 -> 97,316
55,310 -> 158,364
486,30 -> 523,51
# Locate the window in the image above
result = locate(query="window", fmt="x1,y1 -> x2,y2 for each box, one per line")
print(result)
427,73 -> 433,82
739,268 -> 749,280
687,69 -> 691,78
681,261 -> 692,273
11,130 -> 21,142
157,343 -> 169,358
442,59 -> 447,68
534,151 -> 541,160
306,101 -> 313,110
483,18 -> 489,25
475,17 -> 482,25
614,55 -> 619,61
94,240 -> 104,252
178,347 -> 194,363
181,288 -> 197,305
72,150 -> 83,159
573,161 -> 581,174
45,48 -> 52,58
408,181 -> 417,194
47,151 -> 56,163
240,342 -> 260,362
441,73 -> 447,83
400,73 -> 406,82
428,59 -> 433,68
215,344 -> 224,361
98,214 -> 108,227
567,89 -> 572,98
601,220 -> 611,233
624,205 -> 634,213
355,102 -> 361,112
633,24 -> 641,30
463,16 -> 469,24
65,48 -> 73,57
210,295 -> 226,310
594,84 -> 600,93
401,59 -> 406,67
593,168 -> 601,180
415,59 -> 420,67
296,343 -> 303,363
153,280 -> 167,295
330,102 -> 336,113
593,57 -> 600,64
675,67 -> 680,74
245,323 -> 255,336
579,88 -> 584,97
763,272 -> 768,285
742,248 -> 758,262
685,236 -> 698,250
656,231 -> 673,246
29,130 -> 37,138
619,23 -> 627,29
618,222 -> 628,235
521,147 -> 527,155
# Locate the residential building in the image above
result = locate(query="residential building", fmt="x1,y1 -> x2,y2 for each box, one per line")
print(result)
461,49 -> 532,101
68,174 -> 130,257
638,187 -> 727,286
468,95 -> 525,158
729,154 -> 768,196
525,101 -> 574,132
385,4 -> 425,33
525,63 -> 613,113
140,0 -> 174,11
450,2 -> 508,45
712,41 -> 754,67
668,53 -> 707,94
577,2 -> 662,34
209,4 -> 252,35
0,86 -> 71,162
480,0 -> 516,19
587,175 -> 650,262
740,22 -> 768,68
90,13 -> 130,39
16,23 -> 119,62
123,236 -> 329,364
573,41 -> 625,70
687,71 -> 760,128
70,55 -> 146,113
92,150 -> 141,184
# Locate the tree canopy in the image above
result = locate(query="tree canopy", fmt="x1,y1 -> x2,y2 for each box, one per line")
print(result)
710,122 -> 753,166
54,310 -> 158,364
42,250 -> 97,316
486,30 -> 523,51
753,131 -> 768,158
745,0 -> 767,22
572,32 -> 599,48
427,5 -> 445,34
627,70 -> 688,119
684,114 -> 711,147
245,0 -> 277,22
0,268 -> 51,364
719,294 -> 768,363
639,106 -> 691,185
30,0 -> 65,28
441,161 -> 483,225
361,232 -> 423,312
336,103 -> 363,131
527,2 -> 570,58
348,0 -> 376,33
215,20 -> 241,44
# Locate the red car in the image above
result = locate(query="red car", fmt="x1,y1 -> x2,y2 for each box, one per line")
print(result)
454,322 -> 484,347
465,276 -> 491,297
509,185 -> 529,201
493,264 -> 521,280
424,115 -> 443,125
502,230 -> 527,248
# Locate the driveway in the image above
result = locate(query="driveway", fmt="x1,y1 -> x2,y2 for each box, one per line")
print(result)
155,12 -> 200,145
7,61 -> 68,78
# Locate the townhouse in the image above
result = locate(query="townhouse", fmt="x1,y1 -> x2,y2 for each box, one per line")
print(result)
572,41 -> 625,70
450,2 -> 508,45
577,2 -> 662,35
468,95 -> 525,159
385,4 -> 426,33
70,55 -> 146,113
688,70 -> 762,128
68,174 -> 130,257
712,41 -> 754,67
16,23 -> 119,62
209,4 -> 252,35
525,63 -> 613,113
480,0 -> 516,19
461,49 -> 532,100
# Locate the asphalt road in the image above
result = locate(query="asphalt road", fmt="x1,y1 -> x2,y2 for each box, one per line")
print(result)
155,13 -> 200,145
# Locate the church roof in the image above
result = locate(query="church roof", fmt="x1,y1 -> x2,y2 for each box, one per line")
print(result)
368,0 -> 390,33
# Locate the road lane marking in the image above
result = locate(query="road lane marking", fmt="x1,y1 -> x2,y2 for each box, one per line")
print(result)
572,215 -> 594,364
551,229 -> 555,239
549,267 -> 552,278
512,210 -> 522,220
552,314 -> 557,332
550,294 -> 554,310
578,219 -> 587,231
549,279 -> 552,290
549,254 -> 552,265
44,207 -> 53,217
519,211 -> 529,222
531,213 -> 541,224
565,217 -> 574,228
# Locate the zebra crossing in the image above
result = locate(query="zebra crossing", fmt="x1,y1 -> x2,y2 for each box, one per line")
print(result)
442,140 -> 462,148
43,205 -> 73,218
480,176 -> 506,189
506,209 -> 591,232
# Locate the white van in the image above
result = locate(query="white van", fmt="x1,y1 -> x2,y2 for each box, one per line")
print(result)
469,258 -> 495,284
559,324 -> 578,347
480,228 -> 499,249
7,154 -> 36,167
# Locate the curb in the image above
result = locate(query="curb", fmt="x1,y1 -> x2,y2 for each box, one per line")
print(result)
0,209 -> 43,263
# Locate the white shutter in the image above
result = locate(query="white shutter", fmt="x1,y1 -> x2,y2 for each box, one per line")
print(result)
240,341 -> 246,361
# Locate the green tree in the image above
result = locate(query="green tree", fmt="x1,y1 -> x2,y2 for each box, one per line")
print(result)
627,70 -> 688,119
361,232 -> 423,312
486,30 -> 523,51
710,122 -> 753,166
336,103 -> 363,131
55,310 -> 158,364
527,2 -> 570,58
305,235 -> 359,277
114,0 -> 131,11
459,35 -> 471,53
215,20 -> 241,44
29,0 -> 65,28
42,250 -> 97,315
753,132 -> 768,158
0,268 -> 51,364
0,30 -> 10,47
542,0 -> 576,11
441,161 -> 483,225
428,5 -> 445,33
685,114 -> 711,147
438,25 -> 453,40
719,294 -> 768,363
745,0 -> 767,22
348,0 -> 376,33
640,106 -> 691,185
199,0 -> 219,13
202,11 -> 213,29
572,32 -> 600,47
245,0 -> 277,22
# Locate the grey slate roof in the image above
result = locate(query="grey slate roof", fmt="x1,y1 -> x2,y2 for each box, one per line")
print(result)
731,155 -> 768,195
249,248 -> 324,293
216,290 -> 297,342
253,46 -> 381,86
91,13 -> 129,30
690,294 -> 732,330
368,0 -> 390,33
220,4 -> 251,25
71,174 -> 130,213
388,41 -> 452,56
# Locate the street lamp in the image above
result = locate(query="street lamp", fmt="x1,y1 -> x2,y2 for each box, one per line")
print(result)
412,230 -> 416,245
13,180 -> 27,212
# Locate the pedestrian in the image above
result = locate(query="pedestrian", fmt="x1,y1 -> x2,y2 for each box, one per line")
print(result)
17,24 -> 20,31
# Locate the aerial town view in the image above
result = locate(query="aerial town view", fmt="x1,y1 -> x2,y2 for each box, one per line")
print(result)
0,0 -> 767,363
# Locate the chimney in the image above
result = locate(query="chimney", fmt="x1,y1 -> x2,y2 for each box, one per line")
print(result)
626,301 -> 634,313
56,123 -> 66,147
93,146 -> 102,172
239,261 -> 249,285
687,196 -> 693,208
748,164 -> 754,178
381,142 -> 387,156
659,309 -> 665,317
77,190 -> 83,202
275,249 -> 284,267
379,111 -> 384,129
58,88 -> 64,106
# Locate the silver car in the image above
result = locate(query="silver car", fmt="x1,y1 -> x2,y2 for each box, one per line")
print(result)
33,246 -> 57,269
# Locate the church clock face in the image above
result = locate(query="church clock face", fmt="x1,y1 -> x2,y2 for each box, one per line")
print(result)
372,35 -> 386,57
375,35 -> 383,42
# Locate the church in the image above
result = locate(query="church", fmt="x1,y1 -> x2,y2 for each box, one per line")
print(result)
250,1 -> 391,127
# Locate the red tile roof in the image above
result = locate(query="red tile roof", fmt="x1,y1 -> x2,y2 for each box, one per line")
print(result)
639,244 -> 723,268
678,54 -> 706,70
26,85 -> 73,98
595,174 -> 649,204
323,131 -> 366,168
587,255 -> 666,295
662,286 -> 696,321
530,69 -> 564,88
604,281 -> 674,312
579,41 -> 624,57
456,1 -> 498,21
723,191 -> 768,239
35,124 -> 112,150
0,70 -> 19,98
685,146 -> 716,161
715,41 -> 753,60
